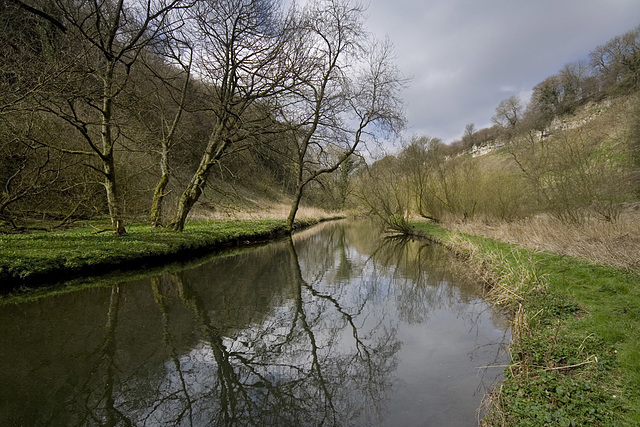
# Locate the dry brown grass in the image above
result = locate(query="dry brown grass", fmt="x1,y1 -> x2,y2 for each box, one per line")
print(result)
445,233 -> 547,312
445,209 -> 640,272
189,201 -> 340,221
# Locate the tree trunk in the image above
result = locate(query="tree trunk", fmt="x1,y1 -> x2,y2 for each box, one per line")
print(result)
150,148 -> 169,228
171,165 -> 209,231
101,63 -> 126,236
286,185 -> 304,233
150,173 -> 169,228
171,126 -> 226,231
103,156 -> 127,236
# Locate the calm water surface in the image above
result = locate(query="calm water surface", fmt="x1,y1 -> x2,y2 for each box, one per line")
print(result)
0,221 -> 510,426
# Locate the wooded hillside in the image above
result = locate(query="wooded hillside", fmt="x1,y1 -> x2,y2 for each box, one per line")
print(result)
0,0 -> 404,234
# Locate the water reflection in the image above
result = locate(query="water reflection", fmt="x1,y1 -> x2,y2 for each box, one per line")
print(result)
0,221 -> 509,426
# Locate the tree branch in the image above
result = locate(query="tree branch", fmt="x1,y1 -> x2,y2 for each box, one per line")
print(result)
7,0 -> 67,33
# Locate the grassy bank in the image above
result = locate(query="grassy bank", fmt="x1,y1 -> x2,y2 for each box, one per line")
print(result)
411,222 -> 640,426
0,218 -> 325,294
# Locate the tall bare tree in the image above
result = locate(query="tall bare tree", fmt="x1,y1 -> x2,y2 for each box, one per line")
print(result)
141,37 -> 194,228
281,0 -> 405,232
169,0 -> 300,231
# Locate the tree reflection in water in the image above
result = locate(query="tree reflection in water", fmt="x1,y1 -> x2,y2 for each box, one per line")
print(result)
112,234 -> 401,426
0,221 -> 509,426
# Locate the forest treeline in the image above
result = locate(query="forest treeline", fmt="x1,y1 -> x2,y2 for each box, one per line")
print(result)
358,24 -> 640,230
0,0 -> 404,234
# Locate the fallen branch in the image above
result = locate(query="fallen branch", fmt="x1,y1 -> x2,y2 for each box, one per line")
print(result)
544,355 -> 598,372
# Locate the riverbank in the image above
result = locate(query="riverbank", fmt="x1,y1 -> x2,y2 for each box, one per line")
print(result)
0,218 -> 339,296
411,222 -> 640,426
443,211 -> 640,273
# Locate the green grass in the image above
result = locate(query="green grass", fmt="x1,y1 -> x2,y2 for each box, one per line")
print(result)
411,221 -> 640,426
0,219 -> 310,287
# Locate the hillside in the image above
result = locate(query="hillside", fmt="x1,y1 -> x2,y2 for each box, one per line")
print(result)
469,96 -> 631,160
357,87 -> 640,271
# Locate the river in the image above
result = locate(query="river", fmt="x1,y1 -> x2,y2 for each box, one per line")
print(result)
0,220 -> 510,426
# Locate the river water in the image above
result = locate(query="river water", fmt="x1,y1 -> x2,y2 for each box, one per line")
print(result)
0,221 -> 510,426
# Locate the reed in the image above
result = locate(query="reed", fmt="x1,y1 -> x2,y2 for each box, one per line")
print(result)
437,233 -> 546,312
445,210 -> 640,272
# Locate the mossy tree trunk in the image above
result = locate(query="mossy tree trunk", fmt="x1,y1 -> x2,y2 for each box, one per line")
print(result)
101,64 -> 127,236
171,125 -> 228,231
150,167 -> 169,228
150,50 -> 192,228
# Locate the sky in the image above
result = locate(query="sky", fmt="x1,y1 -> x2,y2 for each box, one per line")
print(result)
362,0 -> 640,150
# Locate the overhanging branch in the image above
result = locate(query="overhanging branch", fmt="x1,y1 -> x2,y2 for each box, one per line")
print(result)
7,0 -> 67,33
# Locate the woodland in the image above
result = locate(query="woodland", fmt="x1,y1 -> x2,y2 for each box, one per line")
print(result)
0,0 -> 404,235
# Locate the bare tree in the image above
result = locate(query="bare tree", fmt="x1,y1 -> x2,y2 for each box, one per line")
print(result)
463,122 -> 475,139
558,60 -> 591,107
281,0 -> 405,232
169,0 -> 299,231
590,24 -> 640,90
526,76 -> 561,132
141,36 -> 194,228
492,95 -> 524,131
36,0 -> 190,235
357,155 -> 414,233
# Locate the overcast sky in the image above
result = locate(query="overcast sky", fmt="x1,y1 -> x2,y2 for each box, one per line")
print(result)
361,0 -> 640,150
